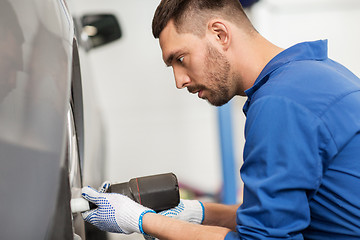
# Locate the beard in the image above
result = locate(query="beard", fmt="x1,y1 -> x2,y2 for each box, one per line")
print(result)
189,43 -> 233,107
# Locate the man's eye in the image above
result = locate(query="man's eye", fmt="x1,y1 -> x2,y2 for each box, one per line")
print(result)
177,56 -> 184,63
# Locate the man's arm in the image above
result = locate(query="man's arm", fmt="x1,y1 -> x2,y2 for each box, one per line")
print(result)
143,212 -> 232,240
81,186 -> 240,239
202,202 -> 239,231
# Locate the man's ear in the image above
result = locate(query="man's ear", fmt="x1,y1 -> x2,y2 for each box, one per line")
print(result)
208,20 -> 230,50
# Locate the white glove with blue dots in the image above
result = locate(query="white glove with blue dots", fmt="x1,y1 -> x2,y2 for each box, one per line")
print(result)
81,186 -> 155,234
159,199 -> 205,224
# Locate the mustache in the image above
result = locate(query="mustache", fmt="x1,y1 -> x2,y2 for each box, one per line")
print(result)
187,85 -> 205,94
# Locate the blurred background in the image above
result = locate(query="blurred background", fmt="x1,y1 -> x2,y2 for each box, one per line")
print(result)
70,0 -> 360,239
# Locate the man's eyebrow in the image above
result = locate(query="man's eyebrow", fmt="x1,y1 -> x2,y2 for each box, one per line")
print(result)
165,53 -> 175,67
164,50 -> 182,67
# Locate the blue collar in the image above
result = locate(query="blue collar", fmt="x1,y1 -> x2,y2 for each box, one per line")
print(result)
243,40 -> 329,114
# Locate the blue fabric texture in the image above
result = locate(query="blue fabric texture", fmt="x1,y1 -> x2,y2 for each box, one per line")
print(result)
226,40 -> 360,239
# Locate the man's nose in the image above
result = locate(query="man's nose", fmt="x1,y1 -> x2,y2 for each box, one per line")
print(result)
173,67 -> 190,89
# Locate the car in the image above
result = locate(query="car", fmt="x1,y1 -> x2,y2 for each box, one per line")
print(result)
0,0 -> 121,239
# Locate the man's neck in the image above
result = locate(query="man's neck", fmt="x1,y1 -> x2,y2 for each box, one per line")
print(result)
231,33 -> 283,96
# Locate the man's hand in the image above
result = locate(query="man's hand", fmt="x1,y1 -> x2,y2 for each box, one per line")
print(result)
81,186 -> 155,234
159,199 -> 204,224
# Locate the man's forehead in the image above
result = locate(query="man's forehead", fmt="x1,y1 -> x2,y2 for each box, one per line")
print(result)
159,20 -> 177,48
158,19 -> 209,67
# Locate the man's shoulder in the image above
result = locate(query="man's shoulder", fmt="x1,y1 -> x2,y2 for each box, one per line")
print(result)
254,58 -> 360,113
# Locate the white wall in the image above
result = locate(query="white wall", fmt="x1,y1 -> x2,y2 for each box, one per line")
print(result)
250,0 -> 360,76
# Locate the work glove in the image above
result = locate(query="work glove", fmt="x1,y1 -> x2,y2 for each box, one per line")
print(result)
81,186 -> 155,234
98,181 -> 110,193
159,199 -> 205,224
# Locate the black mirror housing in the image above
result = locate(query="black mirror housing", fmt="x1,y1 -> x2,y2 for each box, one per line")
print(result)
81,14 -> 122,49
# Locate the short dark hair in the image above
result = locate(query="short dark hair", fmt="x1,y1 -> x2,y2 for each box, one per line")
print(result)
152,0 -> 253,39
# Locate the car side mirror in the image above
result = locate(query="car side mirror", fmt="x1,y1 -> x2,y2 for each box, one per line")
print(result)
81,14 -> 122,49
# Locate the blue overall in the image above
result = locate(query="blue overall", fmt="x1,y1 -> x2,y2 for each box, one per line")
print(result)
226,40 -> 360,239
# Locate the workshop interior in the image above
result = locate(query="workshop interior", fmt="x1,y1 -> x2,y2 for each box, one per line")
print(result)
0,0 -> 359,239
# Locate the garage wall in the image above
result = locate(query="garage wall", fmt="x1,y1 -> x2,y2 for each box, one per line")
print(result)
250,0 -> 360,76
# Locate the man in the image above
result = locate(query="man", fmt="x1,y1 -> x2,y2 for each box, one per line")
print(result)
82,0 -> 360,239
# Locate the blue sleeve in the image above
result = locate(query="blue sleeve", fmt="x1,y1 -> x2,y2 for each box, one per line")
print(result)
225,231 -> 241,240
235,96 -> 330,239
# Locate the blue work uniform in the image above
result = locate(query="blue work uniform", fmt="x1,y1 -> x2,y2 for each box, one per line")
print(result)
225,40 -> 360,239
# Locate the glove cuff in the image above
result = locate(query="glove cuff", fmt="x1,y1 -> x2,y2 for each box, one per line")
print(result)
187,200 -> 205,224
198,201 -> 205,224
138,209 -> 156,234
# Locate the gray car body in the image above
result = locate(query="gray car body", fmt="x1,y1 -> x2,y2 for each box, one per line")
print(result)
0,0 -> 106,239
